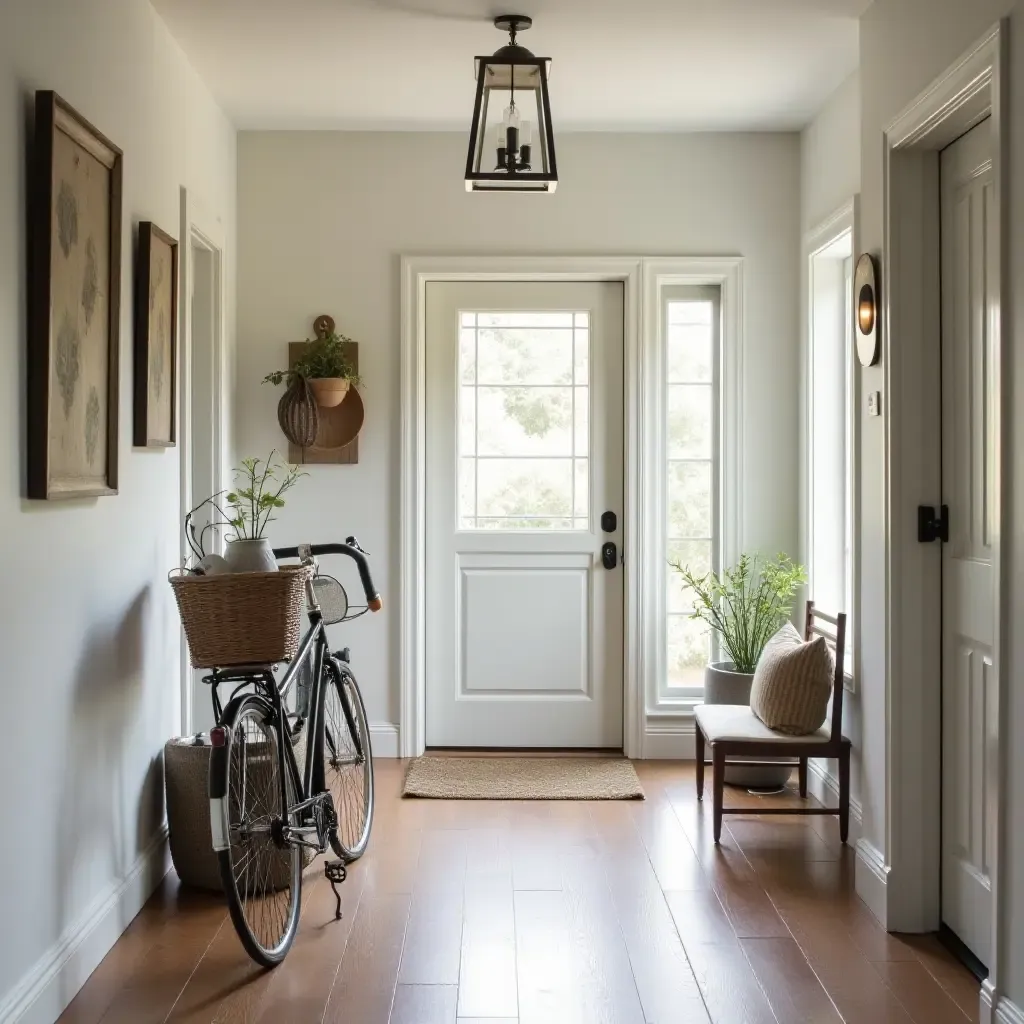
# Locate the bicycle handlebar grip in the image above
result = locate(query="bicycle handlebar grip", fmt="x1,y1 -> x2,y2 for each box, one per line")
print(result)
272,542 -> 382,612
348,547 -> 383,612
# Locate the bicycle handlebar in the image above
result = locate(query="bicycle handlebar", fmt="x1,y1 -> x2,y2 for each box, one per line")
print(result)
272,540 -> 383,612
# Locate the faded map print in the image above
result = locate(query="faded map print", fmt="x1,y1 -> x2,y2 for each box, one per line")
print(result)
48,128 -> 109,489
147,233 -> 174,442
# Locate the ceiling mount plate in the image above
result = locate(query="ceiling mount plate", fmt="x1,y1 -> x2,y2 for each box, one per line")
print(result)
494,14 -> 532,33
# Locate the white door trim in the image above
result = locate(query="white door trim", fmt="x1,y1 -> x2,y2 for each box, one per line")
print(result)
401,257 -> 641,758
640,258 -> 745,720
803,199 -> 859,693
400,255 -> 744,759
178,187 -> 228,735
880,22 -> 1007,1018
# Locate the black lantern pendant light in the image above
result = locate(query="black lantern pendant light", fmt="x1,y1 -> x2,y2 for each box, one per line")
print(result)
465,15 -> 557,193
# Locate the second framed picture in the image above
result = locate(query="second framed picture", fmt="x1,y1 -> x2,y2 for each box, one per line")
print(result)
134,221 -> 178,447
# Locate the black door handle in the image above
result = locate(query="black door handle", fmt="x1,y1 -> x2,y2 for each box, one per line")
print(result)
602,542 -> 618,570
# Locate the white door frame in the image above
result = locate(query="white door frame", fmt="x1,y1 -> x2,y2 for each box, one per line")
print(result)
400,257 -> 641,758
400,255 -> 744,760
880,23 -> 1008,1020
178,186 -> 228,735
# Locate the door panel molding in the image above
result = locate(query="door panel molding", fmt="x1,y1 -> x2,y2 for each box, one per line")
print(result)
880,21 -> 1007,1017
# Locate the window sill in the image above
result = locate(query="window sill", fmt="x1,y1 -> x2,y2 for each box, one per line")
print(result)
647,699 -> 702,719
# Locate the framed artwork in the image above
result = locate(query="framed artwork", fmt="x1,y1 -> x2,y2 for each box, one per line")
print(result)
134,222 -> 178,447
28,91 -> 122,499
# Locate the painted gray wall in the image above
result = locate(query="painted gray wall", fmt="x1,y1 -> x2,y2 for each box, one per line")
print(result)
0,0 -> 236,1016
235,130 -> 803,730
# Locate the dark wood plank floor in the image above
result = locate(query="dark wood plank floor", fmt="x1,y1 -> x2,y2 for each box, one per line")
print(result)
58,760 -> 979,1024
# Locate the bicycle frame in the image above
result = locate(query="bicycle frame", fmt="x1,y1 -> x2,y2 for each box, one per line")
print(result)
208,604 -> 366,852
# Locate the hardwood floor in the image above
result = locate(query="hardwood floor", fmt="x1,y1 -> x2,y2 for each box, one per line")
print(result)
59,760 -> 979,1024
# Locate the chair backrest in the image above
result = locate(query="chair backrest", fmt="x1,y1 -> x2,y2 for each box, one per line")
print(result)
802,600 -> 847,741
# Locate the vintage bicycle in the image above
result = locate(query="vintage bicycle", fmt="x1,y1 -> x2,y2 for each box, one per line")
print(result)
206,539 -> 380,966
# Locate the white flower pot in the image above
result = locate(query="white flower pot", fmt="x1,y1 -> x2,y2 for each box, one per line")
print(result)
704,661 -> 793,789
224,538 -> 279,574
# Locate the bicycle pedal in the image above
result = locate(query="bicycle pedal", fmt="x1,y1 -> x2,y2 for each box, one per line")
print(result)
324,859 -> 347,920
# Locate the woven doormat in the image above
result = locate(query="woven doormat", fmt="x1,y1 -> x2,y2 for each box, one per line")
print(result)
402,756 -> 645,801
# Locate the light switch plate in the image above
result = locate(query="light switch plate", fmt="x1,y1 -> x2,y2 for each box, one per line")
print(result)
867,391 -> 881,417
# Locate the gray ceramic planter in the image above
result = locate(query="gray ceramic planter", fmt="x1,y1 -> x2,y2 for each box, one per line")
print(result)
704,661 -> 793,788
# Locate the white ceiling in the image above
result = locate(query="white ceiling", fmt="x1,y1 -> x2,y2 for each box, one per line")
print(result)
153,0 -> 868,131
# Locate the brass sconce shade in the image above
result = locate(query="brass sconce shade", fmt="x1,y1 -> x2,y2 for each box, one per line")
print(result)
854,253 -> 880,366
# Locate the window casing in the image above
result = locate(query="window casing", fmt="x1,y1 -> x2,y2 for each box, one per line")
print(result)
807,235 -> 856,679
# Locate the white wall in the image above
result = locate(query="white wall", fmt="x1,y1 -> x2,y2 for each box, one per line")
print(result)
801,70 -> 861,233
236,130 -> 802,733
0,2 -> 235,1020
857,0 -> 1024,1010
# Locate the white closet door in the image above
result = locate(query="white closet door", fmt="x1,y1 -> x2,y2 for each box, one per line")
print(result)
940,117 -> 995,967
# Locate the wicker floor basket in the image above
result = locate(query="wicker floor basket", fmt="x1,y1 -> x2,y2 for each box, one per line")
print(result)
170,565 -> 313,668
165,733 -> 313,892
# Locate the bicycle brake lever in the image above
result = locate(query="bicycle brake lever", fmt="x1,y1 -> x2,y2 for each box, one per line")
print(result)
345,535 -> 370,556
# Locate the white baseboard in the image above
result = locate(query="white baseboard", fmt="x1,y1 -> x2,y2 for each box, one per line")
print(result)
990,985 -> 1024,1024
370,722 -> 400,758
0,826 -> 170,1024
855,838 -> 890,928
804,758 -> 862,841
642,720 -> 696,759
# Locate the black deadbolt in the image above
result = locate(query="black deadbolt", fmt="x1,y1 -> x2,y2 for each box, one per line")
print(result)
601,510 -> 617,533
602,542 -> 618,570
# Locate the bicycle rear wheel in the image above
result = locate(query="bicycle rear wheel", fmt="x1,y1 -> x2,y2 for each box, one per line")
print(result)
323,658 -> 374,861
214,694 -> 301,967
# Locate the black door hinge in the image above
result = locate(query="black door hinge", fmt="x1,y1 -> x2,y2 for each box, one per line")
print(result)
918,504 -> 949,543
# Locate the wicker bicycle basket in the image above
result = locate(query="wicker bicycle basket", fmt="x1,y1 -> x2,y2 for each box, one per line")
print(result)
170,565 -> 313,668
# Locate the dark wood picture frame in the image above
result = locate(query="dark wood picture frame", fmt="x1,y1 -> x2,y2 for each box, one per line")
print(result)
28,91 -> 123,499
134,222 -> 178,447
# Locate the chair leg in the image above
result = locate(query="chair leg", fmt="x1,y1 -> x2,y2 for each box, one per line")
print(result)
712,746 -> 725,844
695,725 -> 705,800
798,757 -> 808,798
838,746 -> 851,844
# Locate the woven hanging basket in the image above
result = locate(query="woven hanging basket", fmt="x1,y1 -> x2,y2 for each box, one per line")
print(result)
169,564 -> 313,668
277,376 -> 320,448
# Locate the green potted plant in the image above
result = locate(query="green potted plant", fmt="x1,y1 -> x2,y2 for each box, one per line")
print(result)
672,552 -> 806,787
263,329 -> 362,409
221,451 -> 306,572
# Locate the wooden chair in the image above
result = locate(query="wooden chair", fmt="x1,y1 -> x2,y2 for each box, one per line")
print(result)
694,601 -> 851,844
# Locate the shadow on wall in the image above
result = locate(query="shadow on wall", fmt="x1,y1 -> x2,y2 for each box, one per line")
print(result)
53,585 -> 165,1002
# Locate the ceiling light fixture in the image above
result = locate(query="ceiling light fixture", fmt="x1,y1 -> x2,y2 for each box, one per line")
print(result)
465,15 -> 557,194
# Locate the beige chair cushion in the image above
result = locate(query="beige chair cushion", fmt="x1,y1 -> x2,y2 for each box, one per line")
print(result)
695,702 -> 830,745
749,622 -> 833,735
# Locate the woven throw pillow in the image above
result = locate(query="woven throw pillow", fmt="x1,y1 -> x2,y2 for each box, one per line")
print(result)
749,622 -> 833,735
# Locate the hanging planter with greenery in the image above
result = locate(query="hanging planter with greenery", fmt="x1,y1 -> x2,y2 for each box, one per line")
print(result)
264,327 -> 362,409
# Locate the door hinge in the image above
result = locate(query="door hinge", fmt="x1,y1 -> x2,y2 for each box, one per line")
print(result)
917,504 -> 949,543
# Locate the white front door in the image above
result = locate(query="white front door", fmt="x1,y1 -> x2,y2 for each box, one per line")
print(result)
940,117 -> 995,967
425,281 -> 624,748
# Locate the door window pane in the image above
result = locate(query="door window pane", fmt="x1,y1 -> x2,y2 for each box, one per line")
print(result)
459,311 -> 590,530
664,295 -> 718,693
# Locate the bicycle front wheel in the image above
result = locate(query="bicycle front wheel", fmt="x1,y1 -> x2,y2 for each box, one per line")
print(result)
323,658 -> 374,861
214,694 -> 301,967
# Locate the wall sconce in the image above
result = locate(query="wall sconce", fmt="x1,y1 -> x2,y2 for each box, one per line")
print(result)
854,253 -> 880,366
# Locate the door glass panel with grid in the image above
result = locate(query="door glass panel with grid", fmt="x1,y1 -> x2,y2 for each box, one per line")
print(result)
665,291 -> 719,696
426,282 -> 624,748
